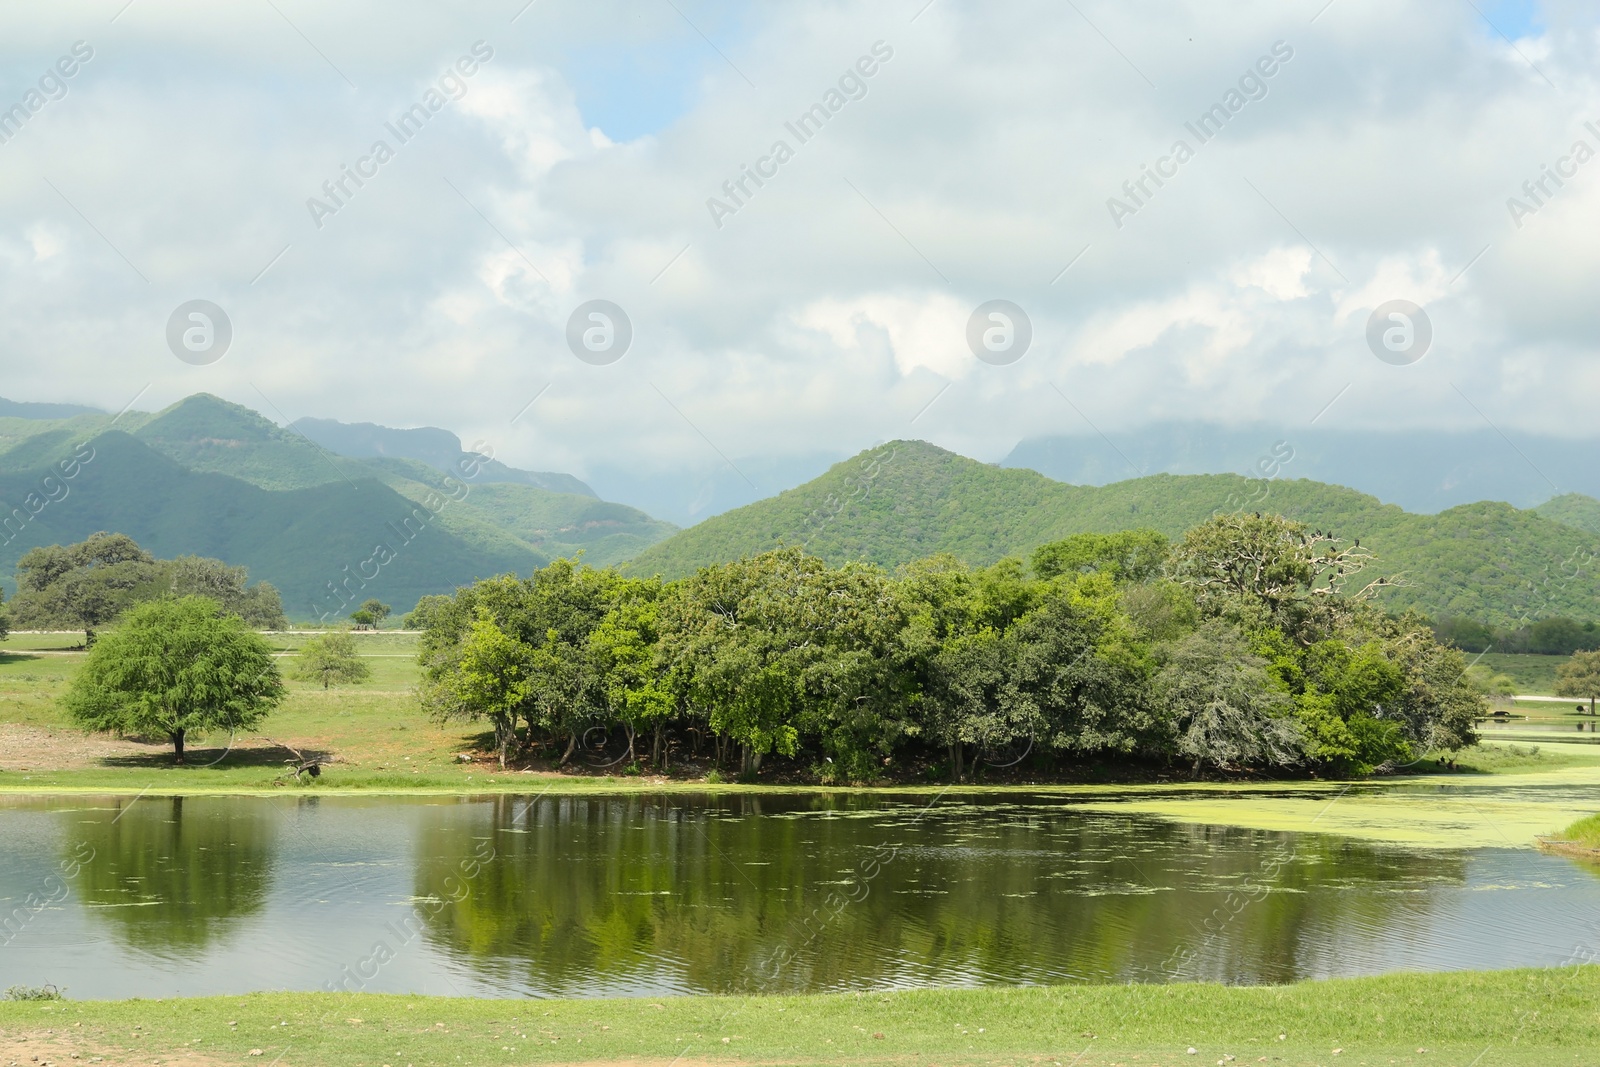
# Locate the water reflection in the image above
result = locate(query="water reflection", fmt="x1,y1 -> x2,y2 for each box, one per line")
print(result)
3,791 -> 1593,999
412,794 -> 1470,995
67,795 -> 278,953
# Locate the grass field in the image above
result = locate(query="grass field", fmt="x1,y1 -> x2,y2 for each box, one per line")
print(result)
1471,652 -> 1569,695
2,969 -> 1597,1067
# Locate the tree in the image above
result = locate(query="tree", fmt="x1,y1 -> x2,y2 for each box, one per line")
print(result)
403,595 -> 452,631
151,556 -> 288,630
12,533 -> 156,645
9,535 -> 285,641
422,609 -> 533,768
589,578 -> 675,767
63,596 -> 285,763
289,632 -> 372,690
1556,649 -> 1600,714
351,599 -> 391,630
1153,623 -> 1303,774
1168,513 -> 1396,642
1032,530 -> 1168,584
0,586 -> 8,643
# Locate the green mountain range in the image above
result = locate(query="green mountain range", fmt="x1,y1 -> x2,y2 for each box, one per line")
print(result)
6,397 -> 1599,629
0,395 -> 675,619
624,440 -> 1600,628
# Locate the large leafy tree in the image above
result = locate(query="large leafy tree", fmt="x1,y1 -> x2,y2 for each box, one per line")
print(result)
898,555 -> 1040,780
351,599 -> 391,630
13,533 -> 155,645
63,596 -> 285,762
1007,574 -> 1157,758
1153,623 -> 1303,773
589,577 -> 676,766
422,610 -> 533,768
418,561 -> 617,766
10,534 -> 286,642
658,551 -> 814,776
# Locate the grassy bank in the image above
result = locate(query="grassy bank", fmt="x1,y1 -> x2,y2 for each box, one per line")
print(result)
1557,812 -> 1600,848
3,969 -> 1597,1066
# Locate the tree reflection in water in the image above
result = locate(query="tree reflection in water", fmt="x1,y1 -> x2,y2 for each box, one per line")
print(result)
411,793 -> 1469,996
68,795 -> 277,953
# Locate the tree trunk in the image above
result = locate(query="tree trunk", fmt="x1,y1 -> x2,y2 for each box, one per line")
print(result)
652,723 -> 665,770
172,728 -> 186,764
625,723 -> 636,762
949,743 -> 964,783
559,731 -> 578,766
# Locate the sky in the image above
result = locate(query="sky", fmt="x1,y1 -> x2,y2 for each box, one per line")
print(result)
0,0 -> 1595,498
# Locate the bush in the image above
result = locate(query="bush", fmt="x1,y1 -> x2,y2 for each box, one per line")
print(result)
3,984 -> 64,1001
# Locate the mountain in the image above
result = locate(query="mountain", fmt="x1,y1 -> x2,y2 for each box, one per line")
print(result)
0,395 -> 677,616
1004,424 -> 1600,513
0,431 -> 544,620
624,440 -> 1600,627
1536,493 -> 1600,536
0,398 -> 103,420
292,416 -> 595,497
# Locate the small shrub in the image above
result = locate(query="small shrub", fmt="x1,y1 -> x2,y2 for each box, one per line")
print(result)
705,769 -> 725,784
4,984 -> 64,1001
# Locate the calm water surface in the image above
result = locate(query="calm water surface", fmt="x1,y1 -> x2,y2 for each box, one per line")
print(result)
1,792 -> 1596,999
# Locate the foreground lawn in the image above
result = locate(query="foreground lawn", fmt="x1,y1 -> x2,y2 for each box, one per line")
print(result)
2,969 -> 1598,1066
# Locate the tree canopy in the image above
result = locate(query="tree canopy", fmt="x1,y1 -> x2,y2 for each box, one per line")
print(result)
63,596 -> 286,762
289,632 -> 372,690
413,514 -> 1484,782
9,533 -> 287,641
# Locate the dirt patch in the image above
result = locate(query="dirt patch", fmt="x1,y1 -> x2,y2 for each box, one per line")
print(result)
0,1028 -> 236,1066
0,724 -> 288,774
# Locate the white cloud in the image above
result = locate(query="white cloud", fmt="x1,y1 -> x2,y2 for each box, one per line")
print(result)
0,0 -> 1598,482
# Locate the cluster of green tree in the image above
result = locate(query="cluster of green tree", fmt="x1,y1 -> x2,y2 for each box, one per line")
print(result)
349,598 -> 390,629
1433,615 -> 1600,655
4,532 -> 287,643
415,515 -> 1483,781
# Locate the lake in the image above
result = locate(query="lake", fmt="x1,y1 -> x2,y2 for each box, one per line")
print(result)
2,792 -> 1596,999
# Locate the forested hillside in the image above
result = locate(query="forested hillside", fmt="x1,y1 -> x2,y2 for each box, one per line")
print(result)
625,441 -> 1600,628
0,396 -> 676,615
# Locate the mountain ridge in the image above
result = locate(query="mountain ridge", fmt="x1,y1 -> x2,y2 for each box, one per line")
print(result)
624,439 -> 1600,627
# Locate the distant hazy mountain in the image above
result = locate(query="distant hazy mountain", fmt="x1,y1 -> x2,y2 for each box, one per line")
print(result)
626,439 -> 1600,627
0,397 -> 103,420
293,416 -> 596,498
0,394 -> 675,616
1004,424 -> 1600,512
